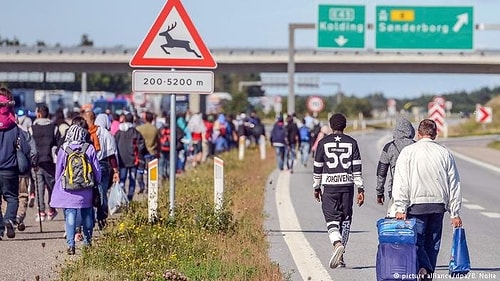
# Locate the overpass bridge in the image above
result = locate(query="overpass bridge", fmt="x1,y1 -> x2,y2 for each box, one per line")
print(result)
2,46 -> 500,74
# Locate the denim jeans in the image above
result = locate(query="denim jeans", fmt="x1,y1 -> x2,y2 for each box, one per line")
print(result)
285,144 -> 297,170
0,169 -> 19,234
159,151 -> 170,179
299,142 -> 311,166
119,167 -> 137,201
64,207 -> 94,247
408,212 -> 445,273
177,149 -> 186,172
96,161 -> 111,221
35,166 -> 55,213
273,146 -> 285,170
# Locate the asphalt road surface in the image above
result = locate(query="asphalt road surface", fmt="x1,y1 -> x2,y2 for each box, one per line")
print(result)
265,130 -> 500,281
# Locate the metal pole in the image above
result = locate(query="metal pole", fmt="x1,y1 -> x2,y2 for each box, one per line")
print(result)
287,23 -> 315,115
81,72 -> 87,92
169,93 -> 176,218
324,82 -> 342,104
287,25 -> 295,116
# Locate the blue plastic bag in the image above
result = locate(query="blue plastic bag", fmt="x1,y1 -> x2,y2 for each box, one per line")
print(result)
377,218 -> 417,245
108,183 -> 129,216
449,227 -> 471,277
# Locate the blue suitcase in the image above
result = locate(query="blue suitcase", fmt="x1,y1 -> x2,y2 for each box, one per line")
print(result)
377,218 -> 417,245
376,243 -> 417,281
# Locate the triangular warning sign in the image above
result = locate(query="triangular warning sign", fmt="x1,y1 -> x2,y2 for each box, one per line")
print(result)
129,0 -> 217,69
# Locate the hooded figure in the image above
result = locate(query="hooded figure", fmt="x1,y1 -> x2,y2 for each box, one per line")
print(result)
376,117 -> 416,204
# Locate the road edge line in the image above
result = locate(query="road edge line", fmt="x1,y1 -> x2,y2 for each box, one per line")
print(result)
449,149 -> 500,175
275,170 -> 332,281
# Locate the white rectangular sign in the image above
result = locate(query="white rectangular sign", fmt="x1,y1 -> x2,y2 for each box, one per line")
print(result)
132,70 -> 214,94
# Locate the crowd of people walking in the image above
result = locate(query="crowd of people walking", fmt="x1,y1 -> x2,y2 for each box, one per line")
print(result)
0,86 -> 288,254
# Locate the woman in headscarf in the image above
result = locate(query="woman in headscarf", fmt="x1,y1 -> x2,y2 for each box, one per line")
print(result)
50,125 -> 101,255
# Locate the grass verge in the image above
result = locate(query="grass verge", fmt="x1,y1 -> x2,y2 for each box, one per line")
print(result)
57,147 -> 281,281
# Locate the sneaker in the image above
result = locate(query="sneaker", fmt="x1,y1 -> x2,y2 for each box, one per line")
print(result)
35,212 -> 47,222
97,219 -> 107,230
418,267 -> 431,281
329,241 -> 345,269
5,220 -> 15,238
47,209 -> 58,221
75,232 -> 83,242
16,217 -> 26,232
336,255 -> 346,268
28,193 -> 35,208
67,246 -> 75,255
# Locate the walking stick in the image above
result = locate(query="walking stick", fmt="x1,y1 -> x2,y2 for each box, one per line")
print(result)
33,167 -> 42,233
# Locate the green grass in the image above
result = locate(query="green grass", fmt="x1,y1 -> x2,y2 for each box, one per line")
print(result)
57,147 -> 282,281
487,140 -> 500,150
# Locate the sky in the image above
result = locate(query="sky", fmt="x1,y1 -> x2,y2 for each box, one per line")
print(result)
3,0 -> 500,99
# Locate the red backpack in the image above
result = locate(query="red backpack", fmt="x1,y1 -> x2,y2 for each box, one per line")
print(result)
160,127 -> 171,152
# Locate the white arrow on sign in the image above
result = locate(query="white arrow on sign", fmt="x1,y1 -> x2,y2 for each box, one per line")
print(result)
453,13 -> 469,32
334,35 -> 349,47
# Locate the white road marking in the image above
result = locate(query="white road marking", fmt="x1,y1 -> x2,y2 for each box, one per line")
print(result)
276,171 -> 332,281
464,204 -> 485,210
449,149 -> 500,175
481,212 -> 500,218
462,198 -> 469,203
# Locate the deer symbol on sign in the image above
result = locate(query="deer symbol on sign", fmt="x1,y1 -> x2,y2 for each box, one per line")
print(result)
159,22 -> 201,58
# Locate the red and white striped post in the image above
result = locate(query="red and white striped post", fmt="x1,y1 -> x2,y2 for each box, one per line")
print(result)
428,96 -> 447,138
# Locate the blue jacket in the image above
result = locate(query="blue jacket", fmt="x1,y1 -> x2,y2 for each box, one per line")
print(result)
0,125 -> 31,170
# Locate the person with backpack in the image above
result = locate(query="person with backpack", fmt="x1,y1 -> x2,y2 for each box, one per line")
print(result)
29,104 -> 59,222
158,119 -> 184,180
50,124 -> 101,255
93,113 -> 120,229
376,116 -> 415,214
284,114 -> 299,173
115,113 -> 148,201
201,114 -> 214,162
269,116 -> 286,171
176,115 -> 192,174
298,119 -> 312,167
0,87 -> 31,239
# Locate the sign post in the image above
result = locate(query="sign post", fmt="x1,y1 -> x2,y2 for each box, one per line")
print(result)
147,158 -> 159,223
428,96 -> 447,138
317,5 -> 365,48
213,157 -> 224,212
375,6 -> 474,50
129,0 -> 217,219
476,104 -> 493,124
306,96 -> 325,114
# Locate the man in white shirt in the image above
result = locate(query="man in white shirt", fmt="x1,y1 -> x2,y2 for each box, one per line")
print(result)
391,118 -> 462,280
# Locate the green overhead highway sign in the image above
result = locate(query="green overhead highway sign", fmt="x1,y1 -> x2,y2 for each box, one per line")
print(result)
375,6 -> 474,50
318,5 -> 365,49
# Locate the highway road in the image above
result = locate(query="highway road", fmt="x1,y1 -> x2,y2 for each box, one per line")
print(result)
265,129 -> 500,281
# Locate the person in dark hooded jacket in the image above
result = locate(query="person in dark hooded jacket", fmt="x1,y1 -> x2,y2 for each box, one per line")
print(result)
115,113 -> 148,201
375,117 -> 415,207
